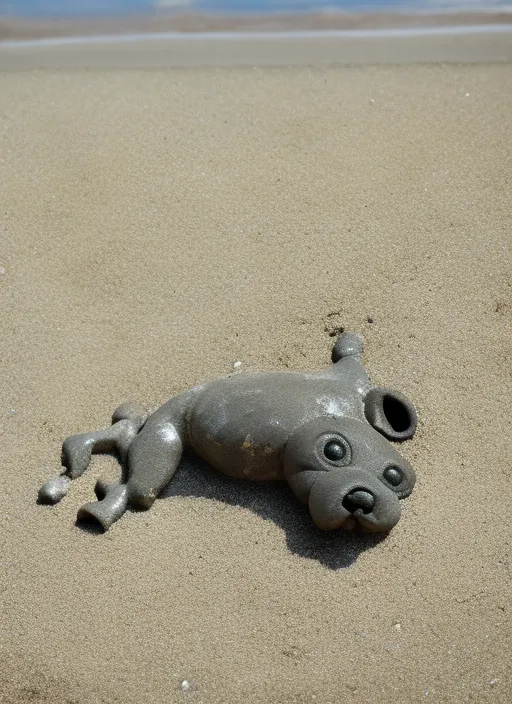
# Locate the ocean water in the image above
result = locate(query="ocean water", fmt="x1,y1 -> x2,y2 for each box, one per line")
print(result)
1,0 -> 510,19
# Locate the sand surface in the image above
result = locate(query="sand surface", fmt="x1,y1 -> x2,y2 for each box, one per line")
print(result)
1,62 -> 511,703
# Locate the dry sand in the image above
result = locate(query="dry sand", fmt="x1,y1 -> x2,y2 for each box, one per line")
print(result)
0,56 -> 511,704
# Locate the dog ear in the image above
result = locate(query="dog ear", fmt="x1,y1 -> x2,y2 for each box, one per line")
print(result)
364,387 -> 418,441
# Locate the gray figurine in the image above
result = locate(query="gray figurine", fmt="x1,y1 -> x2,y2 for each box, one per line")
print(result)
39,332 -> 418,533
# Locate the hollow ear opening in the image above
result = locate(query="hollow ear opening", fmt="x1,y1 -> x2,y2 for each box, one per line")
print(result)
364,387 -> 418,441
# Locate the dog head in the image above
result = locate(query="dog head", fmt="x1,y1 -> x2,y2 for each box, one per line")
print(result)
284,411 -> 416,533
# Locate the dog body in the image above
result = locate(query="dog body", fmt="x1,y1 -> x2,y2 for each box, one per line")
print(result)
39,333 -> 418,533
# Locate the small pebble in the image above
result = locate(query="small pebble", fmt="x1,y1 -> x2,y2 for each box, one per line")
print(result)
465,93 -> 470,97
490,679 -> 498,687
232,360 -> 242,370
384,642 -> 400,651
181,680 -> 190,692
394,622 -> 402,632
8,408 -> 15,416
367,316 -> 374,324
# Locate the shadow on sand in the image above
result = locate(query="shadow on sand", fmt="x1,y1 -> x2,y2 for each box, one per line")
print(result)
156,451 -> 386,570
64,450 -> 386,568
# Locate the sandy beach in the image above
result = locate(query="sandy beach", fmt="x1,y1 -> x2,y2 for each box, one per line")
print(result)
1,45 -> 511,703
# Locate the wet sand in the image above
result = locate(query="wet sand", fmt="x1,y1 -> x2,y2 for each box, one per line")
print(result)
2,11 -> 512,42
2,27 -> 512,69
0,52 -> 511,703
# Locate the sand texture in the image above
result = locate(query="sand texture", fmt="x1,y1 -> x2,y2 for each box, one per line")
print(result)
1,63 -> 511,703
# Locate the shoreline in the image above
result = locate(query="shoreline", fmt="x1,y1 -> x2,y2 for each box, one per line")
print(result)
1,23 -> 512,49
2,10 -> 512,42
2,26 -> 512,68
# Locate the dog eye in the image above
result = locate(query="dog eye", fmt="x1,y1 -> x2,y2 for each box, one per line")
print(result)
323,440 -> 348,462
383,466 -> 403,487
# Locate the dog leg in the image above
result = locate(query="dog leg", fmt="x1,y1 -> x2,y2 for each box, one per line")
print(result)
331,332 -> 364,363
125,417 -> 184,510
38,403 -> 146,504
76,407 -> 185,530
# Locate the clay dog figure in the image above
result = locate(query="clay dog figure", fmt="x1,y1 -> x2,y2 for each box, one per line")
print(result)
39,332 -> 418,533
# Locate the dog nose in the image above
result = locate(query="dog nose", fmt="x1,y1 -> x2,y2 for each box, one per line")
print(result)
342,489 -> 375,514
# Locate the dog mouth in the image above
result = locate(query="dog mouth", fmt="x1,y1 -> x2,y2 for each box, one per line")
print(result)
339,489 -> 375,531
339,515 -> 378,532
340,517 -> 359,531
341,499 -> 373,532
339,488 -> 401,532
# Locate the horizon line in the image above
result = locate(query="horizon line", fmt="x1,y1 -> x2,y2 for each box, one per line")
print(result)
2,22 -> 512,49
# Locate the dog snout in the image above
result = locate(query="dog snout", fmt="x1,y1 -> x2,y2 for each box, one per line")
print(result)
308,467 -> 403,532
